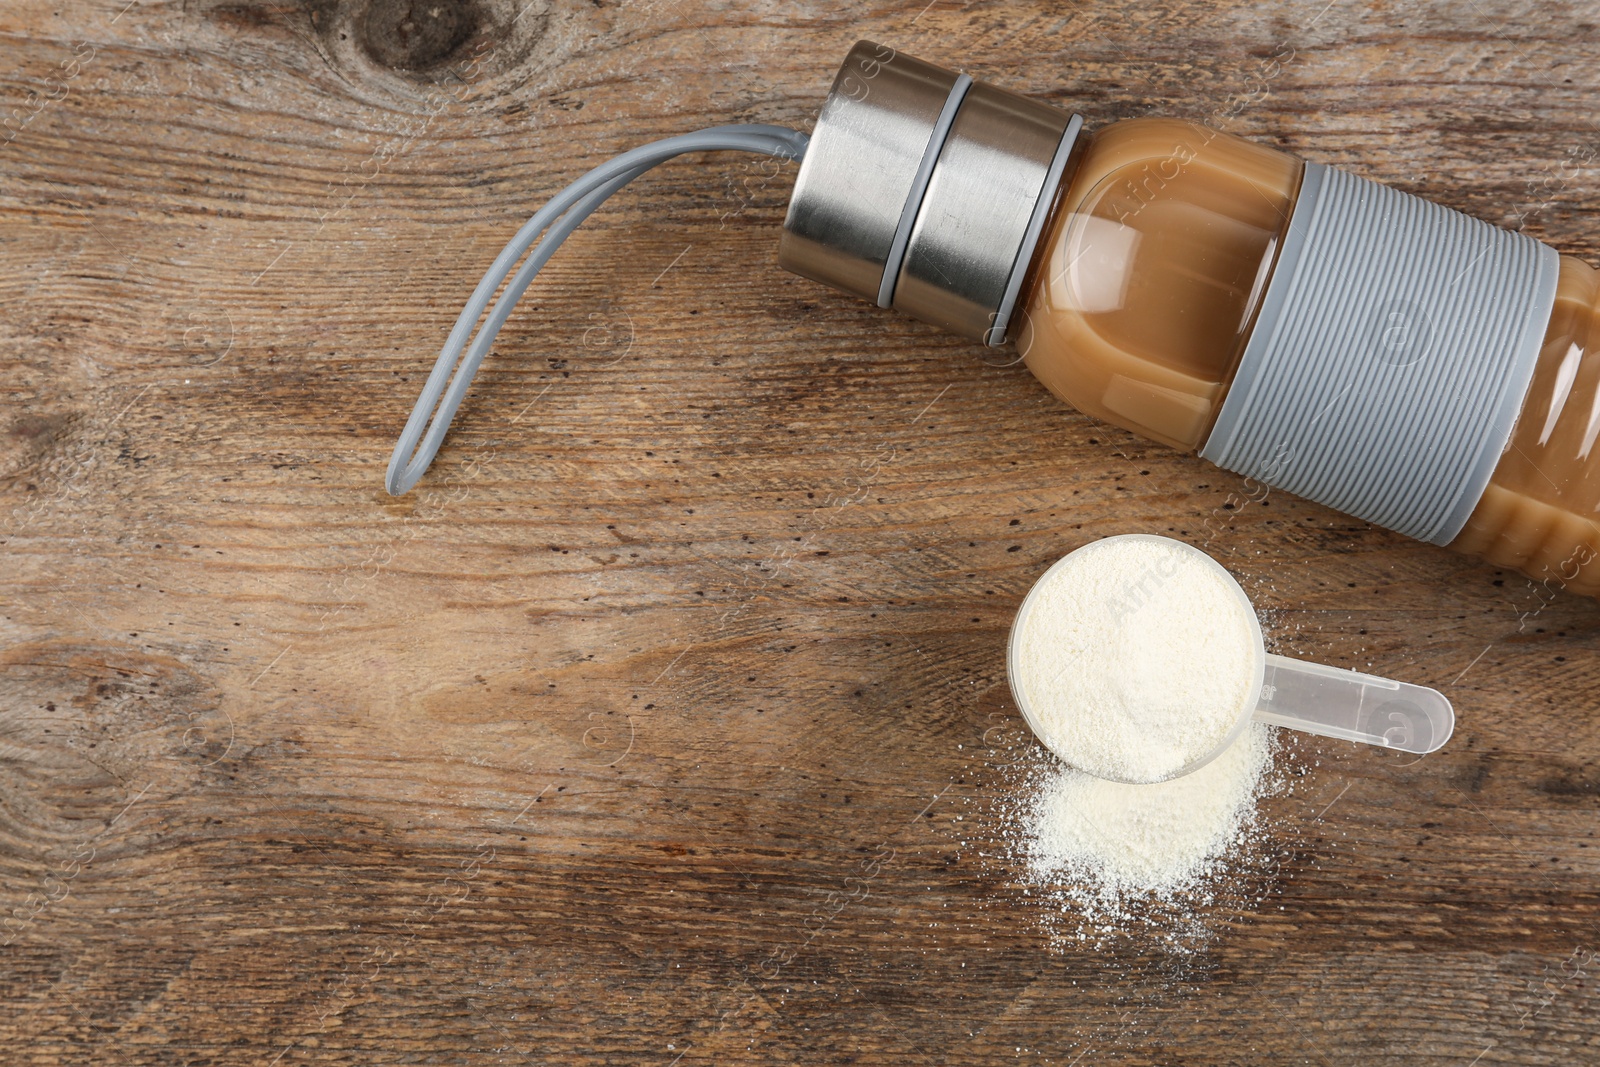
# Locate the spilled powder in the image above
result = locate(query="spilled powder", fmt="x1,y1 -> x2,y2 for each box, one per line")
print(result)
1003,725 -> 1286,950
1027,723 -> 1275,895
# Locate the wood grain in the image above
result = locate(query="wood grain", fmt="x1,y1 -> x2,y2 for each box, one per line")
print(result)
2,0 -> 1598,1063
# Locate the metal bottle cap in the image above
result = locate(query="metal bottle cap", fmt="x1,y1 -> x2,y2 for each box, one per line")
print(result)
779,41 -> 1082,346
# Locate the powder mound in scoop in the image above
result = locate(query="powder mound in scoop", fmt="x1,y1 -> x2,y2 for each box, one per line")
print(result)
1011,537 -> 1259,783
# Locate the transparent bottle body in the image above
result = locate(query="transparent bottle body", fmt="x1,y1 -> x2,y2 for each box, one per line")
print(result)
1015,116 -> 1600,597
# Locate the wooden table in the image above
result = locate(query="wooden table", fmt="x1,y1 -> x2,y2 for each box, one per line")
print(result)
3,1 -> 1597,1062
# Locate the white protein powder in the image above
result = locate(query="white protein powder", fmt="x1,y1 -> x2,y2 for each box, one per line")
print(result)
1010,536 -> 1260,783
1025,723 -> 1275,897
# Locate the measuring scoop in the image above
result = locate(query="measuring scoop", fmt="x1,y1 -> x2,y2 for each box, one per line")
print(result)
1006,535 -> 1454,783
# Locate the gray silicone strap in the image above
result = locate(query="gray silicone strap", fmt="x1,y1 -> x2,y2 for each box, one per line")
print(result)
1200,161 -> 1559,546
384,124 -> 810,496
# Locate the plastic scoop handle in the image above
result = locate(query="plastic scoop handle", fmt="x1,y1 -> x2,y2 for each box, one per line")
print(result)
1251,653 -> 1454,754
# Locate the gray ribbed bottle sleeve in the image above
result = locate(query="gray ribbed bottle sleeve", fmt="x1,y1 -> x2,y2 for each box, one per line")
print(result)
1200,161 -> 1560,546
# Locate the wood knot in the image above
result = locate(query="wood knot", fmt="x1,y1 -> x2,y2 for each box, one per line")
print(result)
295,0 -> 553,95
359,0 -> 483,73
